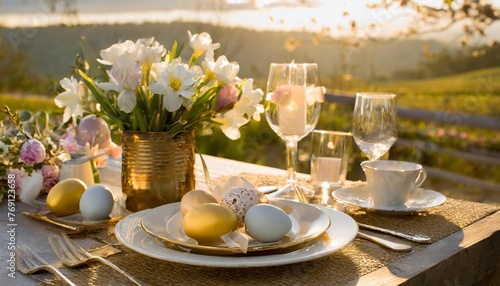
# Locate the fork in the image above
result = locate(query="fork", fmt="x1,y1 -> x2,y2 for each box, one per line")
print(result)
48,232 -> 147,286
16,244 -> 77,286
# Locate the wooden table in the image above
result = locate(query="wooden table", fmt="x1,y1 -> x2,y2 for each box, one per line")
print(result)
1,155 -> 500,285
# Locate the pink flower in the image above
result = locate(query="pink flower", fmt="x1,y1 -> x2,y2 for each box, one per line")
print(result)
60,128 -> 78,152
19,139 -> 46,164
216,84 -> 239,111
41,165 -> 60,193
271,85 -> 292,104
9,168 -> 27,195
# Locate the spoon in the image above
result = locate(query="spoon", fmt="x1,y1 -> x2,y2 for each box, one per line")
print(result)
357,230 -> 412,252
358,222 -> 432,244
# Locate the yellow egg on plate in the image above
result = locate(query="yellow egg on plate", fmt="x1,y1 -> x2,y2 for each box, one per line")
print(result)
183,203 -> 238,243
46,178 -> 87,217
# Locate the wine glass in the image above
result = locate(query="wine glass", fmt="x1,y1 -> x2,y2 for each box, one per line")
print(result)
265,63 -> 322,202
352,92 -> 398,161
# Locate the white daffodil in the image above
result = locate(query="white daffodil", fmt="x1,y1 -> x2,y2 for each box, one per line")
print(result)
188,30 -> 220,58
133,37 -> 166,69
110,54 -> 142,90
233,79 -> 264,121
213,110 -> 248,140
55,76 -> 83,123
149,61 -> 199,112
209,55 -> 241,84
97,40 -> 135,65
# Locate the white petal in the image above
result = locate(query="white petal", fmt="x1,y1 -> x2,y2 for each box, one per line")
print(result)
54,91 -> 74,107
163,94 -> 183,112
149,82 -> 169,95
117,90 -> 137,113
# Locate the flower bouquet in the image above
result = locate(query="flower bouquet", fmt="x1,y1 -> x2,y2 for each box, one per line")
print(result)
0,107 -> 65,204
56,30 -> 264,138
55,31 -> 265,211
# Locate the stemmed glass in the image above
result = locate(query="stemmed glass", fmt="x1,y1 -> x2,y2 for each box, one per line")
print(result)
265,63 -> 322,202
352,92 -> 398,161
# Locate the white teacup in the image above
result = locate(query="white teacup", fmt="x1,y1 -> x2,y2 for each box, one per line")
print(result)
361,160 -> 427,208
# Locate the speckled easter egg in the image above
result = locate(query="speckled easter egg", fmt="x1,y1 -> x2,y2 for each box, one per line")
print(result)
220,187 -> 260,225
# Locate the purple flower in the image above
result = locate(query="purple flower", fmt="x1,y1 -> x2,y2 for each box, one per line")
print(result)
19,139 -> 46,164
216,84 -> 238,111
41,165 -> 60,193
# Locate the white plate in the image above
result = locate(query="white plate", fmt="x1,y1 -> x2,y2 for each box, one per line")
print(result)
141,200 -> 331,255
115,205 -> 358,267
332,185 -> 446,215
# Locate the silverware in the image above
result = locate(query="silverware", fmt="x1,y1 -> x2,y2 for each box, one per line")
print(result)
48,232 -> 148,286
23,212 -> 107,234
358,222 -> 432,244
16,244 -> 76,286
357,230 -> 412,252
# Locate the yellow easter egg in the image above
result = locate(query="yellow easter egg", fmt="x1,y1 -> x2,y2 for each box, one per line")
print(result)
46,178 -> 87,216
183,203 -> 238,244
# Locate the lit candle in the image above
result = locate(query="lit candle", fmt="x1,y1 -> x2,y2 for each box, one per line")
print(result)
279,85 -> 306,135
315,157 -> 341,182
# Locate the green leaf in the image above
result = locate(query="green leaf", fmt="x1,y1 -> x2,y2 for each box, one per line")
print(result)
18,110 -> 33,122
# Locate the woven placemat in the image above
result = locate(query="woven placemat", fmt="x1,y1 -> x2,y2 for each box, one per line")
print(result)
45,173 -> 500,286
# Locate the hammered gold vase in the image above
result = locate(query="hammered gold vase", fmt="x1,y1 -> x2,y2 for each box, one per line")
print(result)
121,131 -> 195,212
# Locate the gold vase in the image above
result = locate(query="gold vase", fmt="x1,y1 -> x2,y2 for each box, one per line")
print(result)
121,131 -> 195,212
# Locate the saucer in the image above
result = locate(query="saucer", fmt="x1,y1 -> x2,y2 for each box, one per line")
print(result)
332,185 -> 446,215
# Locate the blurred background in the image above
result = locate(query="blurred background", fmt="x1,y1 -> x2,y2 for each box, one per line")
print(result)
1,0 -> 499,204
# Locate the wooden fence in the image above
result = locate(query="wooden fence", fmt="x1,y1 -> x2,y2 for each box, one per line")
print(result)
325,93 -> 500,193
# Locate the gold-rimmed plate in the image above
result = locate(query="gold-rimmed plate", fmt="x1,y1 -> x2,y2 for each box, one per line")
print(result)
140,199 -> 331,255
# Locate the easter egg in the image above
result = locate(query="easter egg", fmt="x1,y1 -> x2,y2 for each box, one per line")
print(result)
79,184 -> 114,220
220,187 -> 259,225
46,178 -> 87,217
183,203 -> 238,243
244,204 -> 292,243
180,189 -> 218,216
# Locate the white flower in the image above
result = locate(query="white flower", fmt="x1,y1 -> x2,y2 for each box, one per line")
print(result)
97,40 -> 134,65
206,55 -> 240,84
19,172 -> 44,204
133,37 -> 166,68
306,85 -> 326,105
98,70 -> 123,92
55,76 -> 83,123
149,61 -> 199,112
188,30 -> 220,57
110,54 -> 142,90
233,79 -> 264,121
213,110 -> 248,140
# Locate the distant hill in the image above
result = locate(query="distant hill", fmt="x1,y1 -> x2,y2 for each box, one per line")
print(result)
1,21 -> 447,87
